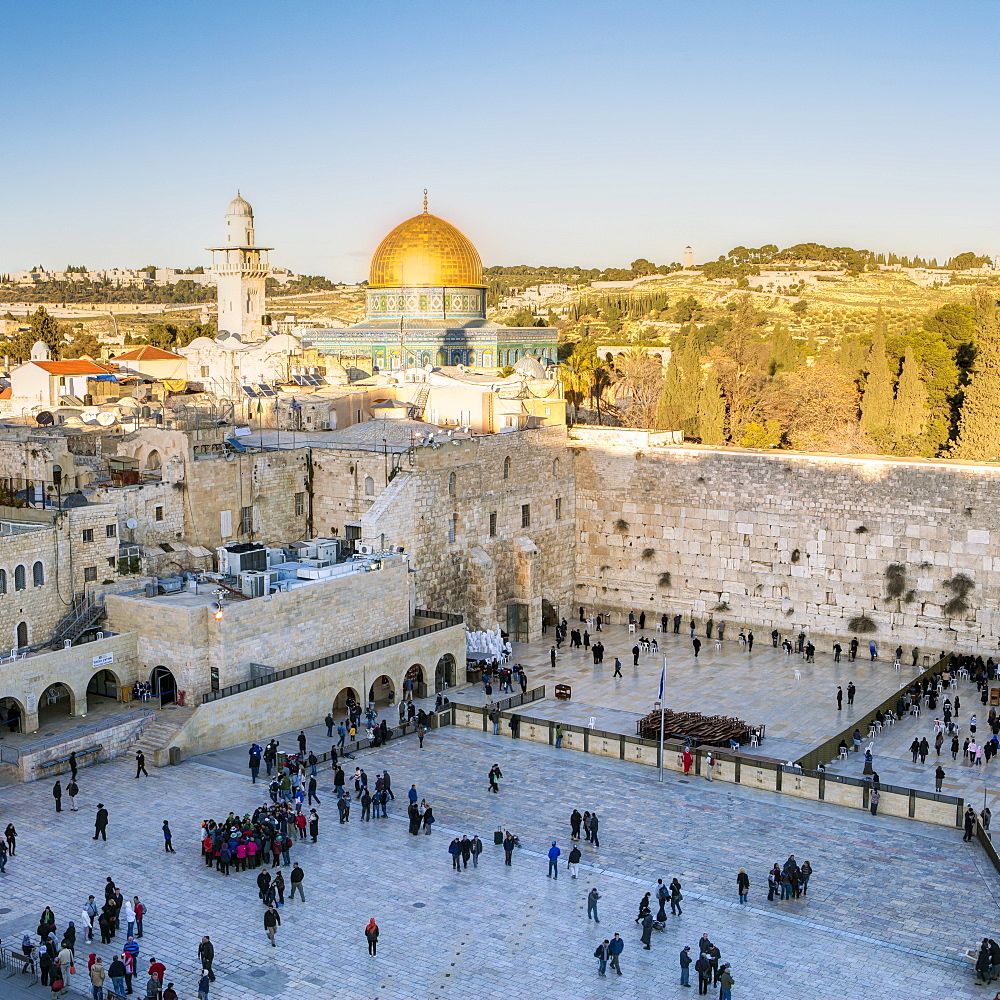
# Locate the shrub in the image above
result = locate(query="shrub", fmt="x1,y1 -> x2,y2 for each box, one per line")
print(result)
848,615 -> 877,633
658,572 -> 671,588
943,573 -> 975,617
614,518 -> 629,533
641,548 -> 655,560
884,563 -> 906,600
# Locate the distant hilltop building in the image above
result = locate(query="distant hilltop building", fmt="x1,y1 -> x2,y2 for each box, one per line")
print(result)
684,246 -> 694,269
300,191 -> 557,370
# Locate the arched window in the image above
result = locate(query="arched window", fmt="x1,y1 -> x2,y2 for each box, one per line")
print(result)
448,472 -> 456,496
503,457 -> 511,479
32,561 -> 43,587
552,458 -> 559,477
0,569 -> 6,595
364,476 -> 375,496
13,565 -> 25,591
16,622 -> 27,648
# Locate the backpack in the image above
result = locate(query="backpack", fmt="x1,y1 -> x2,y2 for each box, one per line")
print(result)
594,945 -> 605,959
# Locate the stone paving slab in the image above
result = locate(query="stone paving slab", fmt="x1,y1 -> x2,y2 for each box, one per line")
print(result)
0,724 -> 995,999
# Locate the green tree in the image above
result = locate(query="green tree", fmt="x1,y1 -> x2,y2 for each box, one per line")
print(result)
889,346 -> 928,448
672,295 -> 702,323
559,350 -> 596,421
739,419 -> 781,448
952,288 -> 1000,460
697,370 -> 726,444
859,307 -> 894,444
655,355 -> 686,431
28,306 -> 63,358
768,322 -> 794,375
923,302 -> 975,350
948,252 -> 991,270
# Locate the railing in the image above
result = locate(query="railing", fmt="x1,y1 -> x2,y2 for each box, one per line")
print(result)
0,706 -> 155,762
799,653 -> 952,771
202,610 -> 464,703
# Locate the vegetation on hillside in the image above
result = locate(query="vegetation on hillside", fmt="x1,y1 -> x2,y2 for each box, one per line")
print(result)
0,279 -> 214,304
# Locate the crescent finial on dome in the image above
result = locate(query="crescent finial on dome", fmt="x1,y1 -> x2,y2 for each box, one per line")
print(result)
423,188 -> 428,214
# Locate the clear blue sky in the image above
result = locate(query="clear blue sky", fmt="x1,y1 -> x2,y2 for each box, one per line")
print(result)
2,0 -> 997,280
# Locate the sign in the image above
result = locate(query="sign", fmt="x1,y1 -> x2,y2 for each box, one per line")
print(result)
92,652 -> 114,668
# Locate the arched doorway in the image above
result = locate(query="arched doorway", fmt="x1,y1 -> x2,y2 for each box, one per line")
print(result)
37,683 -> 73,727
435,654 -> 456,693
145,450 -> 161,471
405,663 -> 426,700
368,674 -> 395,707
87,669 -> 119,703
15,621 -> 27,648
0,697 -> 23,733
150,666 -> 176,705
333,687 -> 358,712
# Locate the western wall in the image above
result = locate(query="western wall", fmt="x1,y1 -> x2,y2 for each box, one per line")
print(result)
570,427 -> 1000,652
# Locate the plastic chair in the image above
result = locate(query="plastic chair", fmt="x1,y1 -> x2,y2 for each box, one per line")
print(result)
838,747 -> 848,760
628,624 -> 636,633
750,733 -> 759,748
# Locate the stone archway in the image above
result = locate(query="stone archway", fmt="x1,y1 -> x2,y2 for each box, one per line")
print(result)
0,696 -> 24,733
37,683 -> 74,727
150,665 -> 176,705
404,663 -> 426,700
435,653 -> 457,693
333,686 -> 358,712
87,669 -> 120,703
368,674 -> 395,707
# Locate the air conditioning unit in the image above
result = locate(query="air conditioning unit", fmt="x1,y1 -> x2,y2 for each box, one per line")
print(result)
358,543 -> 374,556
314,541 -> 339,562
240,570 -> 277,599
216,543 -> 267,576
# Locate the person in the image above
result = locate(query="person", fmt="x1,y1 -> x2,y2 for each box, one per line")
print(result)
5,823 -> 16,855
682,747 -> 693,774
108,956 -> 127,999
613,658 -> 622,678
289,863 -> 305,901
718,963 -> 735,1000
587,887 -> 601,921
418,724 -> 427,748
833,642 -> 842,663
679,945 -> 692,987
705,751 -> 714,780
197,937 -> 215,982
94,804 -> 109,840
640,911 -> 653,949
422,805 -> 434,834
590,812 -> 601,847
264,906 -> 280,947
695,952 -> 711,995
567,844 -> 581,878
595,939 -> 610,977
503,831 -> 516,865
488,764 -> 502,794
965,805 -> 977,841
670,878 -> 683,915
136,750 -> 148,778
983,807 -> 993,832
836,686 -> 842,710
325,713 -> 334,738
365,918 -> 379,956
555,724 -> 564,749
163,984 -> 177,1000
800,860 -> 812,894
148,957 -> 165,995
547,841 -> 560,878
870,788 -> 880,816
53,780 -> 62,813
976,940 -> 992,985
90,956 -> 106,999
297,731 -> 307,755
570,809 -> 582,840
847,681 -> 856,705
692,637 -> 701,658
197,969 -> 211,1000
935,764 -> 945,792
608,933 -> 624,976
737,868 -> 749,904
66,777 -> 79,812
470,835 -> 482,868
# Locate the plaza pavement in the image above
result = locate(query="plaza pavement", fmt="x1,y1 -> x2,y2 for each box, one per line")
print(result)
0,720 -> 996,999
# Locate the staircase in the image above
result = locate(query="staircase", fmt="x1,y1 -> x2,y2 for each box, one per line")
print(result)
51,594 -> 106,647
412,385 -> 430,418
121,706 -> 196,767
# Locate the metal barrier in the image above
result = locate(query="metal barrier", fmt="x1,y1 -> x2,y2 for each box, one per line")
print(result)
202,610 -> 464,704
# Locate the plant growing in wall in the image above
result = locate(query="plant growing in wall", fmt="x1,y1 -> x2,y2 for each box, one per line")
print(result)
943,573 -> 975,617
847,614 -> 877,633
713,602 -> 730,612
614,518 -> 629,533
641,547 -> 655,560
884,563 -> 907,601
658,572 -> 671,588
854,525 -> 869,534
790,549 -> 801,563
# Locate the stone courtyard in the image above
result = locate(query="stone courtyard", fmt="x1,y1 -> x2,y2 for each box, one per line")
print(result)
0,700 -> 996,999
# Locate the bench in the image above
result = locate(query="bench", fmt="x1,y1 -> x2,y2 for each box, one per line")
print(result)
39,744 -> 103,776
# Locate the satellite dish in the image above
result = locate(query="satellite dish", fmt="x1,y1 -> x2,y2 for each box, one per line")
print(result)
96,411 -> 117,426
81,408 -> 100,424
125,518 -> 138,530
132,385 -> 148,401
35,411 -> 54,426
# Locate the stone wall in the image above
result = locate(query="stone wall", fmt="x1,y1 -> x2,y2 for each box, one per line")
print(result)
573,430 -> 1000,650
359,426 -> 576,639
164,623 -> 466,758
310,448 -> 386,538
104,556 -> 413,700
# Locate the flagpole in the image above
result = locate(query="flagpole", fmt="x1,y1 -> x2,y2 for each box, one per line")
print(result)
658,653 -> 666,783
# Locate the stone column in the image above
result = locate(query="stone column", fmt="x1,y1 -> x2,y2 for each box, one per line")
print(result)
465,547 -> 497,632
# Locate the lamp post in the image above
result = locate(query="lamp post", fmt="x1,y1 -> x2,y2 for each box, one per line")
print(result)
658,654 -> 666,783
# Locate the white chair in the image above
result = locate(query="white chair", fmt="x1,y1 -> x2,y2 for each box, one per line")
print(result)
838,747 -> 848,760
628,623 -> 636,633
715,641 -> 722,651
655,624 -> 663,633
874,720 -> 883,734
588,716 -> 597,729
868,724 -> 877,739
794,669 -> 801,682
750,733 -> 759,748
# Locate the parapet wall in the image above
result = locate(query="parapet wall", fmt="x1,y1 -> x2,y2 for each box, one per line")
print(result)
572,431 -> 1000,651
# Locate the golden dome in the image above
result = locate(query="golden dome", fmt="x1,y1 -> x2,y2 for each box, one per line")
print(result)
369,204 -> 484,289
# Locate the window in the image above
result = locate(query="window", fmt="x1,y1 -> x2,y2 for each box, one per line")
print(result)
107,556 -> 116,568
448,472 -> 456,496
552,457 -> 560,477
521,504 -> 531,528
489,512 -> 497,538
201,366 -> 210,378
555,498 -> 562,521
220,509 -> 233,538
32,561 -> 43,587
84,566 -> 97,582
448,515 -> 457,543
106,523 -> 117,538
13,565 -> 25,591
0,569 -> 6,595
240,505 -> 254,535
154,506 -> 163,522
503,457 -> 511,479
364,476 -> 375,496
82,528 -> 94,543
16,622 -> 27,648
295,492 -> 305,516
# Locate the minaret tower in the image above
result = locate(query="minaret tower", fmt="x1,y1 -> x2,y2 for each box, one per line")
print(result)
208,192 -> 273,340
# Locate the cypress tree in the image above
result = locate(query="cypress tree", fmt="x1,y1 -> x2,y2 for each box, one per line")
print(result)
768,322 -> 794,375
953,288 -> 1000,460
655,355 -> 685,431
697,370 -> 726,445
860,307 -> 894,441
890,346 -> 928,439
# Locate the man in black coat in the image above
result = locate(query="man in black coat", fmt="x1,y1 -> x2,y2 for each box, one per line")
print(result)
94,803 -> 109,840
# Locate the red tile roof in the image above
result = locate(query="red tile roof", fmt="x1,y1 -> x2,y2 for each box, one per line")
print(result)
113,345 -> 185,361
32,360 -> 112,376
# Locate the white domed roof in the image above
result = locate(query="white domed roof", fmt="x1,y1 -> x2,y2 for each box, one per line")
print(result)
226,191 -> 253,217
513,355 -> 546,378
30,340 -> 51,361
